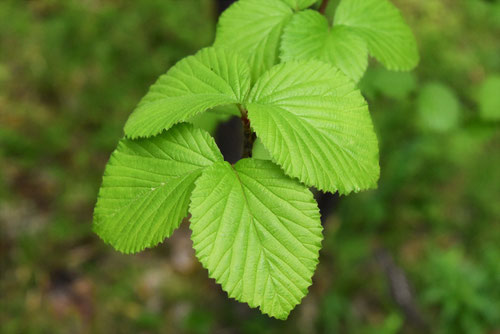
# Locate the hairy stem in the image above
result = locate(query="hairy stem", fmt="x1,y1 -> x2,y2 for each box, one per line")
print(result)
239,107 -> 256,158
319,0 -> 330,14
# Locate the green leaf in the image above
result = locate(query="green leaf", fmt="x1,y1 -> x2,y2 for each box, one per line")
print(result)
215,0 -> 293,81
334,0 -> 419,71
124,47 -> 250,139
94,123 -> 223,254
246,61 -> 379,194
478,75 -> 500,121
417,83 -> 461,133
281,10 -> 368,82
188,105 -> 240,134
280,0 -> 318,10
189,159 -> 322,319
252,138 -> 272,160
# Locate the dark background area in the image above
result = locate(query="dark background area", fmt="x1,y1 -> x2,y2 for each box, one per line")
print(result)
1,0 -> 500,333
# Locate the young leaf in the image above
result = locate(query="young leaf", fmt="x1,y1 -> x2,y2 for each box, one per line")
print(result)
124,47 -> 250,139
246,61 -> 379,194
334,0 -> 419,71
94,123 -> 223,254
215,0 -> 293,81
280,0 -> 318,10
189,159 -> 323,319
281,10 -> 368,82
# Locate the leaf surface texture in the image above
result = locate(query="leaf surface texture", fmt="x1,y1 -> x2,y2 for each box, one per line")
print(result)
215,0 -> 293,81
124,48 -> 250,138
190,159 -> 322,319
94,123 -> 223,253
246,61 -> 380,194
281,10 -> 368,82
334,0 -> 419,71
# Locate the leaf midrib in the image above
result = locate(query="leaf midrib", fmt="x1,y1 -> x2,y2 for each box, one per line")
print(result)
231,165 -> 312,280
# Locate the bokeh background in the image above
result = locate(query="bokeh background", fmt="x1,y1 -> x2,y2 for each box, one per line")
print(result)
1,0 -> 500,333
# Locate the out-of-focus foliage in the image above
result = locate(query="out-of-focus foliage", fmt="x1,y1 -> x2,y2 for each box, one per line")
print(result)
0,0 -> 217,332
1,0 -> 499,333
419,248 -> 499,334
478,75 -> 500,121
359,68 -> 417,100
417,82 -> 460,133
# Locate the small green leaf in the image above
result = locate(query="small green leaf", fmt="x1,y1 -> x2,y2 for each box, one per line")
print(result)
280,0 -> 318,10
252,138 -> 272,160
124,47 -> 250,139
190,159 -> 323,320
478,75 -> 500,121
246,61 -> 379,194
215,0 -> 293,81
94,123 -> 223,254
281,10 -> 368,82
334,0 -> 419,71
417,83 -> 461,133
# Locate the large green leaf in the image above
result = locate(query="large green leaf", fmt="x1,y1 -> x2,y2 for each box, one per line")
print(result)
124,47 -> 250,139
280,0 -> 318,10
189,159 -> 322,319
334,0 -> 419,71
281,10 -> 368,82
214,0 -> 293,81
246,61 -> 379,194
94,123 -> 223,254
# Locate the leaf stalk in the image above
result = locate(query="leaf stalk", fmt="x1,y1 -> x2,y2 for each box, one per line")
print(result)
319,0 -> 329,14
239,106 -> 256,158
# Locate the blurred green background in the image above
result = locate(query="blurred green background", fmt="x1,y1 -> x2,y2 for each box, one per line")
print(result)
1,0 -> 499,333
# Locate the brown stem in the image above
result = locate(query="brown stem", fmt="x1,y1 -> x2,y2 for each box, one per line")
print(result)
239,108 -> 256,158
318,0 -> 329,14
